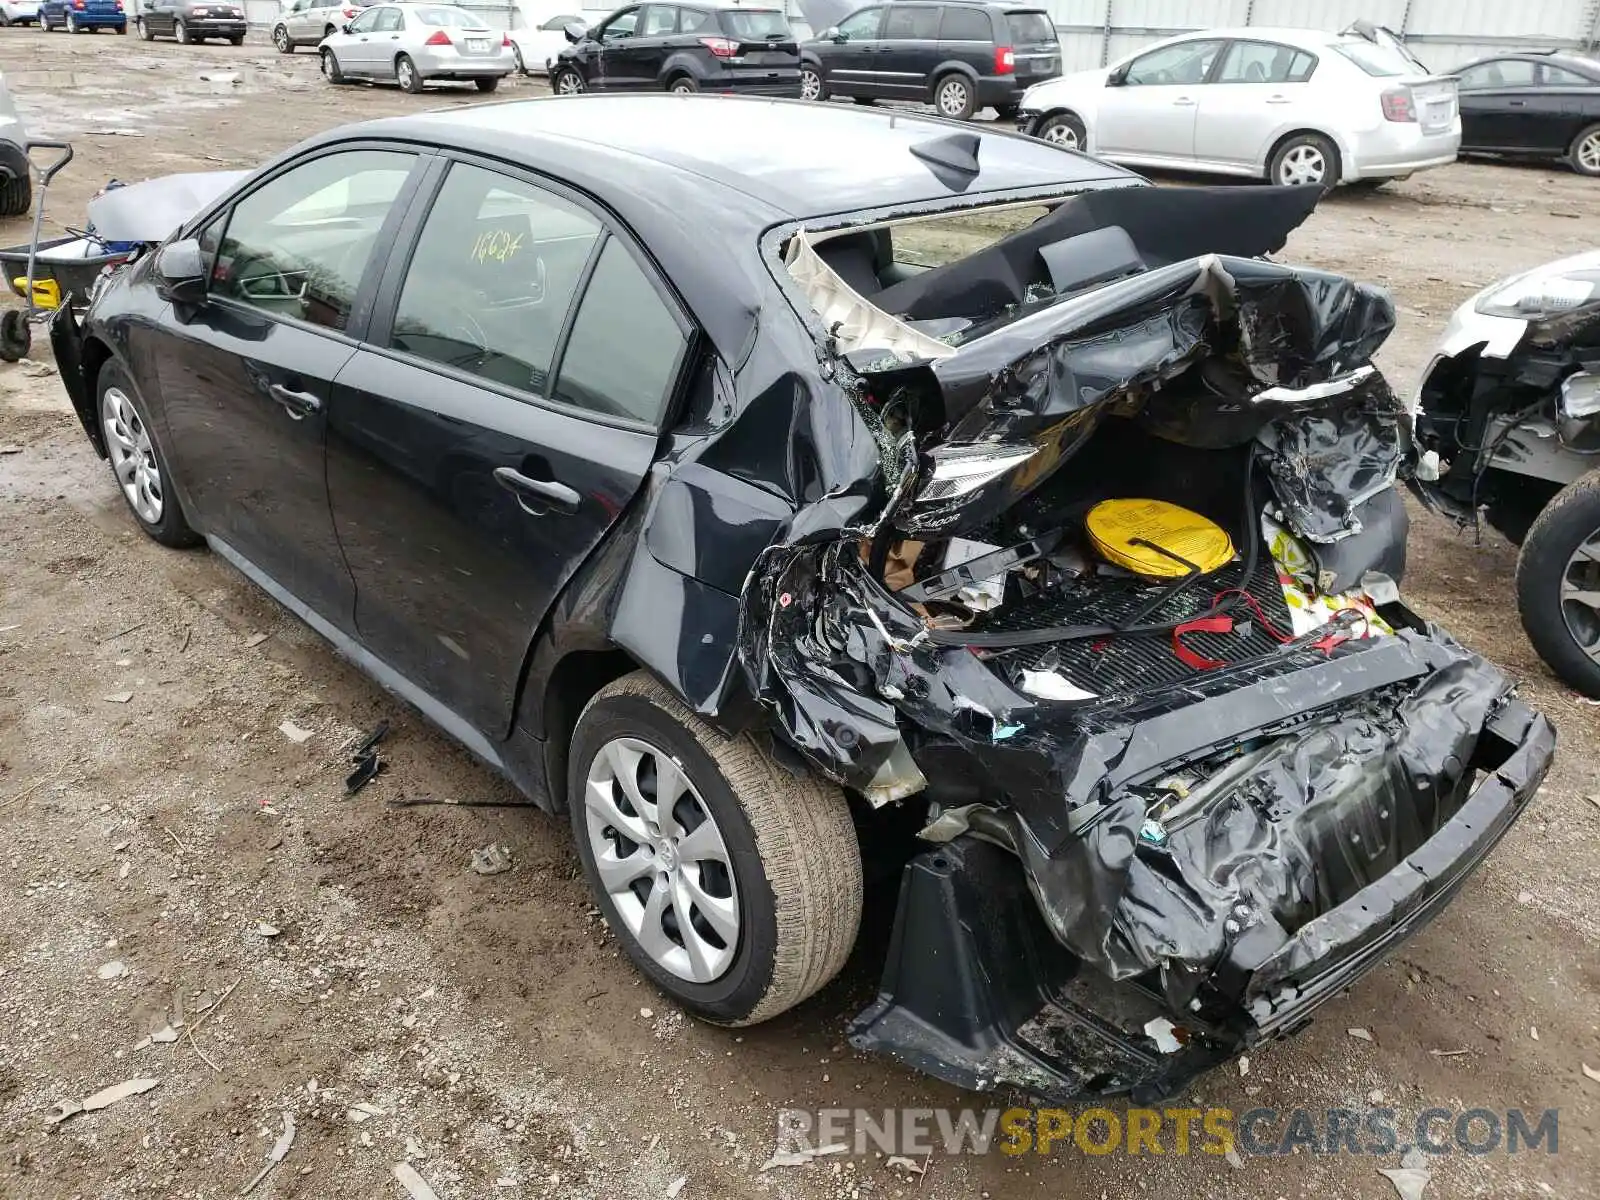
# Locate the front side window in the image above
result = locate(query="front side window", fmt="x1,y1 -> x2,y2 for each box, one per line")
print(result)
554,240 -> 687,425
1123,39 -> 1223,86
389,163 -> 601,398
1215,40 -> 1315,85
1457,58 -> 1535,89
600,7 -> 638,38
639,5 -> 676,36
210,149 -> 414,331
836,6 -> 881,39
883,5 -> 939,39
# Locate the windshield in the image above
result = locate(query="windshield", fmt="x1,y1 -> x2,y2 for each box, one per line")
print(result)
1332,40 -> 1416,77
1005,11 -> 1054,45
720,9 -> 791,37
416,6 -> 490,27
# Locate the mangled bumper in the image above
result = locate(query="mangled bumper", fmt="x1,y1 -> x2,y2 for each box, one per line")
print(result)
846,637 -> 1552,1102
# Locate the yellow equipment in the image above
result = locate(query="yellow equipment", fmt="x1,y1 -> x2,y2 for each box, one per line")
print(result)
1085,498 -> 1234,577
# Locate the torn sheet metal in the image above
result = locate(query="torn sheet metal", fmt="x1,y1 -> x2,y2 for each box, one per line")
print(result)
785,229 -> 956,363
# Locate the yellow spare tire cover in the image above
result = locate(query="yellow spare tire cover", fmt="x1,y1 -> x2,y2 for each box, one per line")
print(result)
1085,498 -> 1235,578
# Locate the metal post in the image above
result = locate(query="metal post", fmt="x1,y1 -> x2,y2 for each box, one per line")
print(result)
1100,0 -> 1113,65
1243,0 -> 1256,29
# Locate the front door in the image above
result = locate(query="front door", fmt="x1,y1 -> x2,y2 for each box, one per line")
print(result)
326,158 -> 683,737
823,5 -> 884,96
592,5 -> 643,89
156,148 -> 423,627
1096,37 -> 1223,161
1193,39 -> 1317,170
1455,59 -> 1538,150
339,6 -> 385,73
611,4 -> 679,88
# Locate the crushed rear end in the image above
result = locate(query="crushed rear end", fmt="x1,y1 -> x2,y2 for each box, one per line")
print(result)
737,176 -> 1553,1100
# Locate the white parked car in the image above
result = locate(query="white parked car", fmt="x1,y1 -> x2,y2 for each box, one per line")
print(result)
0,0 -> 41,26
319,2 -> 516,92
1015,25 -> 1460,188
272,0 -> 379,53
506,10 -> 579,76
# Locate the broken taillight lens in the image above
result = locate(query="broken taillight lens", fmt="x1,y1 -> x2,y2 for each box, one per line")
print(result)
994,46 -> 1015,74
700,35 -> 738,57
1380,88 -> 1416,121
424,29 -> 452,45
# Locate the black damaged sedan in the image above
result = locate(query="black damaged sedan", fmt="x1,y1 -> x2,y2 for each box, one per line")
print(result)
51,95 -> 1554,1102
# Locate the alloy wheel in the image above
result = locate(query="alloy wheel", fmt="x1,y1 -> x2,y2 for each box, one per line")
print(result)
937,78 -> 969,117
1278,144 -> 1326,186
584,735 -> 739,984
102,387 -> 163,525
1560,529 -> 1600,664
800,68 -> 821,101
511,44 -> 523,73
65,10 -> 76,31
1578,130 -> 1600,175
397,59 -> 415,89
1042,120 -> 1079,149
273,24 -> 290,52
555,69 -> 583,94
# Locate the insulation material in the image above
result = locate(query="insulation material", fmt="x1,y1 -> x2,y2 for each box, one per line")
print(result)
1264,514 -> 1395,638
784,229 -> 954,363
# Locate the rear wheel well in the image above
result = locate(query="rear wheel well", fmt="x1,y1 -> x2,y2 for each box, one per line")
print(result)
1264,128 -> 1342,182
538,648 -> 639,812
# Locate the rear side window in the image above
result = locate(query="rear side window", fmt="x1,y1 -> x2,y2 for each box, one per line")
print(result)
1541,63 -> 1596,87
1331,40 -> 1413,76
938,5 -> 988,41
639,5 -> 677,36
884,5 -> 939,39
373,6 -> 402,31
718,8 -> 790,37
389,163 -> 601,399
1004,11 -> 1053,45
554,240 -> 687,425
1216,40 -> 1316,84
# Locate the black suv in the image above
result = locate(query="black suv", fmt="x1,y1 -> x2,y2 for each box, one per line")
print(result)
800,1 -> 1059,119
551,1 -> 801,96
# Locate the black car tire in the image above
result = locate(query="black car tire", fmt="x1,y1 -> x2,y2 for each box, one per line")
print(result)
1568,123 -> 1600,177
994,103 -> 1019,120
96,363 -> 202,550
174,17 -> 190,43
137,16 -> 153,39
569,671 -> 862,1026
511,43 -> 524,73
851,96 -> 876,105
667,74 -> 699,94
396,53 -> 424,93
272,23 -> 292,52
1036,111 -> 1085,150
321,48 -> 345,83
228,33 -> 243,45
799,64 -> 825,101
0,14 -> 10,26
552,66 -> 584,95
0,172 -> 30,218
1268,131 -> 1340,190
475,75 -> 499,92
65,10 -> 78,31
933,72 -> 975,120
1516,470 -> 1600,698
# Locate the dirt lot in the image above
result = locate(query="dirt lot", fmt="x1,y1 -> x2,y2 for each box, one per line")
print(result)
1,26 -> 1598,1200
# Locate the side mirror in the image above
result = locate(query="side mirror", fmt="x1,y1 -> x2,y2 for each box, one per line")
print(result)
822,25 -> 843,41
1107,65 -> 1127,86
563,20 -> 585,42
155,239 -> 207,306
340,21 -> 351,33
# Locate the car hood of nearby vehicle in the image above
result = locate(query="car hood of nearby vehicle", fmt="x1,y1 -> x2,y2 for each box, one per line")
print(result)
86,169 -> 249,245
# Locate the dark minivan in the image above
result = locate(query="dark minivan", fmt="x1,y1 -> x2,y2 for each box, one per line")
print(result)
551,0 -> 801,96
800,1 -> 1059,119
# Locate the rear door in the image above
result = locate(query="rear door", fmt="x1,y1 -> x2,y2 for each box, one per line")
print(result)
1097,37 -> 1223,160
876,3 -> 940,100
1193,38 -> 1318,170
326,157 -> 689,738
1455,58 -> 1536,149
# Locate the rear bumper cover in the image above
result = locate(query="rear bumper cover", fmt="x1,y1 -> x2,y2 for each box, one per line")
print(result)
848,630 -> 1553,1102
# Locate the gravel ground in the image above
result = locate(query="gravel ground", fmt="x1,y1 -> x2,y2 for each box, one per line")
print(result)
0,26 -> 1597,1200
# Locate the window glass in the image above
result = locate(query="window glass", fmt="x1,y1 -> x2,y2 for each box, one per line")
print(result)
211,150 -> 413,331
679,7 -> 714,32
555,240 -> 686,424
1216,40 -> 1314,84
639,5 -> 676,36
389,164 -> 601,398
1457,58 -> 1535,88
719,8 -> 788,37
1123,39 -> 1223,86
884,5 -> 939,39
1539,63 -> 1593,87
938,5 -> 987,40
1331,40 -> 1413,76
415,5 -> 487,25
601,7 -> 638,37
541,13 -> 579,29
836,6 -> 880,39
1004,11 -> 1053,45
373,6 -> 402,31
348,8 -> 379,32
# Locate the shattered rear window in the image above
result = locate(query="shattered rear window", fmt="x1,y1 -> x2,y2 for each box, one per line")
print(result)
890,205 -> 1052,269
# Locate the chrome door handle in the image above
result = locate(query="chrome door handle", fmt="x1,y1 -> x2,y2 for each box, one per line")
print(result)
493,466 -> 581,516
1172,96 -> 1195,106
268,384 -> 322,420
1266,95 -> 1291,104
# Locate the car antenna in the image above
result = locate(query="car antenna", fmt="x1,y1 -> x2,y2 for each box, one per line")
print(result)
910,132 -> 981,179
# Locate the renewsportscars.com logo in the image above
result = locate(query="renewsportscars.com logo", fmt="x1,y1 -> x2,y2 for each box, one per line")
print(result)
774,1106 -> 1561,1159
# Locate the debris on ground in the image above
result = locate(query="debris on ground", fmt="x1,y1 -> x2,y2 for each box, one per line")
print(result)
394,1162 -> 443,1200
345,720 -> 390,795
758,1144 -> 848,1171
348,1102 -> 385,1123
243,632 -> 270,648
0,444 -> 24,455
471,844 -> 513,876
102,691 -> 135,704
239,1112 -> 296,1196
665,1176 -> 687,1198
1583,1063 -> 1600,1084
1348,1027 -> 1375,1042
97,960 -> 127,980
1378,1147 -> 1433,1200
47,1077 -> 159,1125
1224,1147 -> 1246,1170
885,1155 -> 924,1176
256,923 -> 281,937
1429,1047 -> 1470,1057
278,720 -> 313,744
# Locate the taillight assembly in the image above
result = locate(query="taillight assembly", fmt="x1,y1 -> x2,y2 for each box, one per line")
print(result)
501,33 -> 511,47
341,7 -> 356,17
424,28 -> 451,45
71,0 -> 84,9
1380,87 -> 1416,122
994,46 -> 1015,74
699,36 -> 738,57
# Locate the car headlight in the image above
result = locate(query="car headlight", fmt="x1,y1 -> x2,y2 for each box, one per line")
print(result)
1474,250 -> 1600,320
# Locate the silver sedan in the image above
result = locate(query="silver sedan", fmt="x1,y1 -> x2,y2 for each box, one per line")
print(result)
320,3 -> 516,94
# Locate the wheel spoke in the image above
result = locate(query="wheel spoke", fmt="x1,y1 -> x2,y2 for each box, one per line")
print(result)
651,755 -> 690,837
1561,584 -> 1600,613
594,843 -> 654,893
633,876 -> 677,963
585,775 -> 651,845
113,453 -> 138,484
602,740 -> 651,826
681,867 -> 738,944
677,816 -> 729,866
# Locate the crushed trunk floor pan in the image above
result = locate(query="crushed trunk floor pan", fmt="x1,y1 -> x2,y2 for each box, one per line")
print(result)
981,556 -> 1293,690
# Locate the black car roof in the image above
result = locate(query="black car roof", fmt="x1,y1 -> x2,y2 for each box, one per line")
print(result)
1458,51 -> 1600,76
344,95 -> 1132,220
